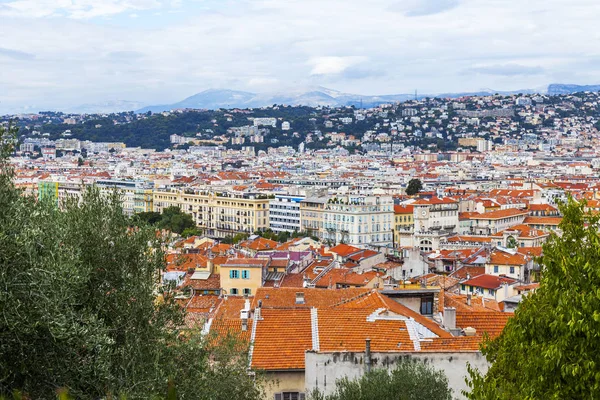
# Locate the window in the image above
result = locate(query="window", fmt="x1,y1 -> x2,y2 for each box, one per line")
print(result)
242,270 -> 250,279
469,286 -> 474,293
461,284 -> 465,291
229,270 -> 239,279
488,289 -> 494,296
243,288 -> 251,296
274,392 -> 305,400
493,266 -> 498,273
230,288 -> 238,295
510,266 -> 515,274
420,297 -> 433,315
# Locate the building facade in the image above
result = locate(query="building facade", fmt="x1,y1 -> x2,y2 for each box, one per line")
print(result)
153,190 -> 271,237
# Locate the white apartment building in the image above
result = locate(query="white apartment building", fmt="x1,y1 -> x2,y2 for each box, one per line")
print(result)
269,195 -> 305,233
469,208 -> 529,235
323,195 -> 394,248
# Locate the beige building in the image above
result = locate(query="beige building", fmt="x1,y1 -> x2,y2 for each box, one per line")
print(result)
153,190 -> 270,237
220,258 -> 268,296
299,197 -> 327,239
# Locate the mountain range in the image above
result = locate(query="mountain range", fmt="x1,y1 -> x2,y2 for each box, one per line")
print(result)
53,83 -> 600,114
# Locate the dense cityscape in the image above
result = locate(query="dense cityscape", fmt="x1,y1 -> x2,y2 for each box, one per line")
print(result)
2,88 -> 600,398
3,0 -> 600,398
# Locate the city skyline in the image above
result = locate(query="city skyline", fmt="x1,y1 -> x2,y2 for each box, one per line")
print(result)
2,0 -> 600,113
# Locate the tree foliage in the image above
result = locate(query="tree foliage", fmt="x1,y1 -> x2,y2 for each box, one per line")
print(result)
0,126 -> 261,399
465,198 -> 600,399
135,207 -> 198,236
405,179 -> 423,196
310,360 -> 452,400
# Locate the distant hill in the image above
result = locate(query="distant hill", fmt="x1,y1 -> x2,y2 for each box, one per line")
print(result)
20,83 -> 600,115
547,84 -> 600,95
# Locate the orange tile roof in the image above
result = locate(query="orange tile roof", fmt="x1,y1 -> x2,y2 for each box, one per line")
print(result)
329,243 -> 361,257
420,336 -> 483,352
165,253 -> 208,272
222,258 -> 269,268
251,308 -> 312,371
488,250 -> 529,266
462,274 -> 517,290
523,216 -> 563,226
455,312 -> 513,338
469,208 -> 529,220
412,196 -> 458,205
394,204 -> 414,214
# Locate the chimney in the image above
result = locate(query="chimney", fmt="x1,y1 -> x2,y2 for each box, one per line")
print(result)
444,307 -> 456,329
466,293 -> 472,306
365,338 -> 372,374
296,291 -> 305,304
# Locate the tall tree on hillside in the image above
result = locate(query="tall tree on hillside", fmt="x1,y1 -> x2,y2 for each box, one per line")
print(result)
0,125 -> 262,399
465,198 -> 600,399
406,178 -> 423,196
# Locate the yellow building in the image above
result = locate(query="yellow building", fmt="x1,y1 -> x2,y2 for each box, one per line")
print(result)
393,204 -> 414,247
153,190 -> 271,237
220,258 -> 269,296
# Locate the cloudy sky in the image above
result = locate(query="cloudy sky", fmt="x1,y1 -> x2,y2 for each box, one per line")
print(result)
1,0 -> 599,113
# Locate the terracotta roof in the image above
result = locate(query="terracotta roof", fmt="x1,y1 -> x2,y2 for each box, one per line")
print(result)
523,216 -> 563,226
222,258 -> 269,268
529,203 -> 558,212
329,243 -> 362,257
251,308 -> 312,370
488,249 -> 529,266
181,273 -> 221,291
314,268 -> 381,288
239,237 -> 279,251
450,266 -> 486,281
455,312 -> 513,338
412,196 -> 458,205
462,274 -> 517,290
469,208 -> 529,220
420,336 -> 483,352
165,253 -> 208,272
394,204 -> 414,214
279,273 -> 306,288
517,247 -> 543,257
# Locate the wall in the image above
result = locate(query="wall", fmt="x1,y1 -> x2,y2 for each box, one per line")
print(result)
305,351 -> 489,400
264,371 -> 306,400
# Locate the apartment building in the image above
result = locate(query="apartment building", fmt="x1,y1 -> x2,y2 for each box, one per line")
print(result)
322,195 -> 394,248
469,208 -> 529,235
152,190 -> 271,237
269,194 -> 305,233
96,179 -> 153,216
412,197 -> 459,251
300,197 -> 327,239
393,204 -> 414,248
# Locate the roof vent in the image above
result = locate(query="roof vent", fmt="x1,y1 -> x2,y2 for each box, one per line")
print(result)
296,291 -> 305,304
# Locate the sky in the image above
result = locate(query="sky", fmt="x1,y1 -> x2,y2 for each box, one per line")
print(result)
1,0 -> 600,113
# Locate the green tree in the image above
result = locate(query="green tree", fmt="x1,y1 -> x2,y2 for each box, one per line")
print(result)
405,178 -> 423,196
465,198 -> 600,399
310,360 -> 452,400
0,126 -> 262,399
77,156 -> 84,167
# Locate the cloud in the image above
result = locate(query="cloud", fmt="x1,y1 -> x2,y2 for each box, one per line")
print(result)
0,47 -> 35,60
309,56 -> 367,76
389,0 -> 461,17
1,0 -> 600,113
0,0 -> 163,19
466,64 -> 545,76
